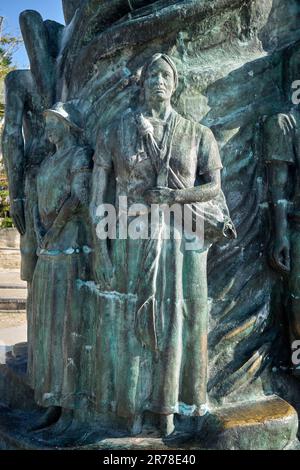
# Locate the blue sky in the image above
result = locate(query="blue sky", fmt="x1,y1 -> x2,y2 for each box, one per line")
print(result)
0,1 -> 65,68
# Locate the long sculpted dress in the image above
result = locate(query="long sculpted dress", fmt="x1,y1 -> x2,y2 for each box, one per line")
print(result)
93,108 -> 234,421
31,145 -> 94,411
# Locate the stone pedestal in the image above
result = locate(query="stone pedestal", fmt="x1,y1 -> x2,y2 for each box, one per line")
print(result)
203,397 -> 298,450
0,351 -> 297,450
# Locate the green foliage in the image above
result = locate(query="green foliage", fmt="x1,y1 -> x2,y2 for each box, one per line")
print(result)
0,173 -> 13,229
0,17 -> 22,83
0,189 -> 10,216
0,217 -> 13,229
0,18 -> 21,221
0,182 -> 13,228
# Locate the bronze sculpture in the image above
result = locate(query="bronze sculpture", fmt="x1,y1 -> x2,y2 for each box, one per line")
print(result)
1,0 -> 300,451
30,102 -> 93,430
264,109 -> 300,374
90,53 -> 235,436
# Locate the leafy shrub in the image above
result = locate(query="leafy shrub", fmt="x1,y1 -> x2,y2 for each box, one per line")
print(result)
0,217 -> 13,228
0,189 -> 10,218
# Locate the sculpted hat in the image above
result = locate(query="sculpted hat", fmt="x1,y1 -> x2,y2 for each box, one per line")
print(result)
43,101 -> 83,132
140,53 -> 179,89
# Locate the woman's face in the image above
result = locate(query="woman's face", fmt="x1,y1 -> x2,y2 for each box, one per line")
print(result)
45,114 -> 66,145
143,59 -> 175,104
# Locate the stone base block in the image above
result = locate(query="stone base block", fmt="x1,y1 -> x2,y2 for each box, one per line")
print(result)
0,359 -> 298,450
203,396 -> 298,450
0,398 -> 297,450
0,299 -> 26,311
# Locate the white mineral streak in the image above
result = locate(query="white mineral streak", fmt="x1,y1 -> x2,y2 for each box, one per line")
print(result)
76,280 -> 137,301
39,246 -> 92,256
257,303 -> 270,323
177,402 -> 197,416
57,10 -> 79,63
71,332 -> 82,339
291,294 -> 300,300
67,358 -> 75,368
64,247 -> 75,254
277,199 -> 289,205
175,402 -> 209,417
43,393 -> 54,401
56,9 -> 80,100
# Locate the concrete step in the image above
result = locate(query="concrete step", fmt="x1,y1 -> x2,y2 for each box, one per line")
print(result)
0,229 -> 20,250
0,325 -> 27,349
0,249 -> 21,270
0,312 -> 27,331
0,325 -> 27,365
0,311 -> 26,314
0,271 -> 26,288
0,300 -> 26,311
0,289 -> 27,299
0,285 -> 25,289
0,271 -> 27,311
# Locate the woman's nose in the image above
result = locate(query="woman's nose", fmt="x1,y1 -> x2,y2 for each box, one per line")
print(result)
153,73 -> 163,84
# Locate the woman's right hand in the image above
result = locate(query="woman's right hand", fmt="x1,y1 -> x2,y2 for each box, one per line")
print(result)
271,235 -> 290,274
11,199 -> 26,236
93,243 -> 115,289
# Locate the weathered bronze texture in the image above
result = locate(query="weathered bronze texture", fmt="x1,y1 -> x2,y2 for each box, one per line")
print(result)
2,0 -> 300,450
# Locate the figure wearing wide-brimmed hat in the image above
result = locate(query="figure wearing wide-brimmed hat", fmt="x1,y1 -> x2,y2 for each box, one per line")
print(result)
29,102 -> 94,431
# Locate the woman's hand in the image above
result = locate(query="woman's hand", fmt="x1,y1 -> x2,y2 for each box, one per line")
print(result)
40,194 -> 80,250
93,243 -> 115,289
41,225 -> 60,250
11,199 -> 26,236
270,235 -> 290,274
36,228 -> 45,248
145,187 -> 176,205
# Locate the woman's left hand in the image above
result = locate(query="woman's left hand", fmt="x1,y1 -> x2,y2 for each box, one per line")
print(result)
41,226 -> 60,250
145,187 -> 176,205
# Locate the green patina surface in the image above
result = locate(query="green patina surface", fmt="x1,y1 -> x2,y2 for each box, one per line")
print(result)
1,0 -> 300,449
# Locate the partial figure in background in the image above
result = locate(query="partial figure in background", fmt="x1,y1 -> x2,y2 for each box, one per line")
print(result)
264,110 -> 300,375
263,39 -> 300,376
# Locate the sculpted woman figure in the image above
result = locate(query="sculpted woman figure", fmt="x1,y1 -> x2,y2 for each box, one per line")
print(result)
30,102 -> 94,432
90,54 -> 235,436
